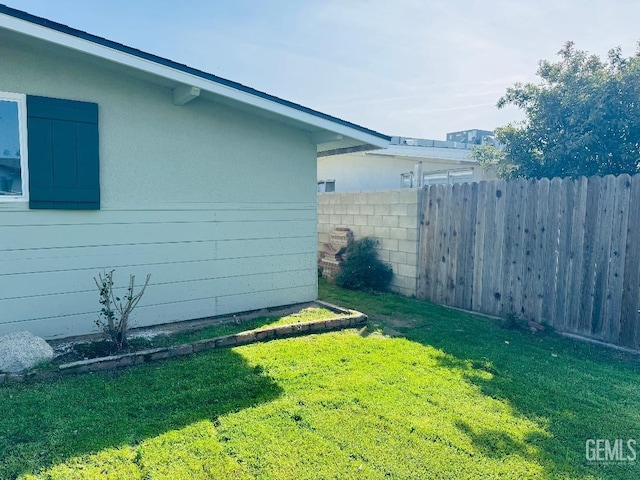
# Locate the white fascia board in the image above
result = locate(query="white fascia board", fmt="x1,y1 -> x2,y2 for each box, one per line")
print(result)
366,145 -> 475,162
0,14 -> 388,148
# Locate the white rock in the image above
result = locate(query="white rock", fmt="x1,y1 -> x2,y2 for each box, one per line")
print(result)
0,331 -> 54,373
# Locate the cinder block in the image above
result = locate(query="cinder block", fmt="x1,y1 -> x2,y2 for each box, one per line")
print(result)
353,215 -> 368,226
381,237 -> 398,251
359,204 -> 375,215
375,204 -> 391,215
374,226 -> 390,238
388,191 -> 400,203
349,225 -> 361,236
368,215 -> 383,227
347,204 -> 360,215
399,189 -> 418,203
390,251 -> 408,264
382,216 -> 399,228
367,192 -> 384,204
354,193 -> 369,204
359,226 -> 375,237
390,284 -> 413,297
399,215 -> 417,228
318,214 -> 330,224
388,227 -> 406,240
405,227 -> 419,241
318,194 -> 330,205
340,214 -> 354,225
377,248 -> 391,262
390,203 -> 408,216
398,240 -> 418,254
329,214 -> 341,225
320,204 -> 334,215
398,263 -> 418,278
408,203 -> 418,216
334,204 -> 347,215
391,274 -> 414,290
329,194 -> 342,205
318,233 -> 329,244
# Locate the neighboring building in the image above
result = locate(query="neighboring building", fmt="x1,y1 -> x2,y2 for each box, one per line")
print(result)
317,134 -> 496,192
0,5 -> 389,338
446,129 -> 494,145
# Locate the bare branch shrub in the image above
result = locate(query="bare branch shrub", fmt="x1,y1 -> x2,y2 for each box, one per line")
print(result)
94,270 -> 151,350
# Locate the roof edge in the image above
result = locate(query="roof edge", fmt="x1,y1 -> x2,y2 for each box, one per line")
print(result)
0,4 -> 391,143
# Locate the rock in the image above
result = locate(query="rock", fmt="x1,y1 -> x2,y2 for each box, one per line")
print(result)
0,331 -> 54,373
528,321 -> 546,332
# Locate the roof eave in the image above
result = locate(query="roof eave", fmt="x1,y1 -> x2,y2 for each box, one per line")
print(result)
0,5 -> 391,150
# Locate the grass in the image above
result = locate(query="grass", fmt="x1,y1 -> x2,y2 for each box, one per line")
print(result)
51,307 -> 338,364
1,281 -> 639,479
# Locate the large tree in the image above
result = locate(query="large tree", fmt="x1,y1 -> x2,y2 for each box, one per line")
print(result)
475,42 -> 640,179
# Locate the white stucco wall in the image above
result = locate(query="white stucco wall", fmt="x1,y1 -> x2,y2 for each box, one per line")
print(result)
318,150 -> 494,192
0,35 -> 318,338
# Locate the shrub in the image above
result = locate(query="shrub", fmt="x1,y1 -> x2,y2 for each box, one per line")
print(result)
94,270 -> 151,350
335,237 -> 393,292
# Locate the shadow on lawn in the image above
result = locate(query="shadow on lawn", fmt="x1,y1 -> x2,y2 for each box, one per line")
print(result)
0,348 -> 282,479
319,281 -> 640,479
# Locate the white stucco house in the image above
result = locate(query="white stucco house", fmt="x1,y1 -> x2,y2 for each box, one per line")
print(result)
0,5 -> 389,338
318,135 -> 496,192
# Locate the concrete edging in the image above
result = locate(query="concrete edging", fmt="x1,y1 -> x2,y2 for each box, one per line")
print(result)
0,301 -> 367,384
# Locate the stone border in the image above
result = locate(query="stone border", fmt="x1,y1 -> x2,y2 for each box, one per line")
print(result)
0,301 -> 366,384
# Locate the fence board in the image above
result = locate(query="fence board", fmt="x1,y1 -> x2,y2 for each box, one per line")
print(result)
566,176 -> 588,333
532,178 -> 550,323
472,181 -> 488,311
621,177 -> 640,348
417,174 -> 640,350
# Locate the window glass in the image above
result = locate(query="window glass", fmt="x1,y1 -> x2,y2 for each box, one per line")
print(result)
0,98 -> 23,197
449,169 -> 474,184
423,169 -> 474,185
423,173 -> 448,185
400,173 -> 413,188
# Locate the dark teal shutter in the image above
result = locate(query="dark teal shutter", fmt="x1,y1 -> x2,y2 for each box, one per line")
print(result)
27,96 -> 100,210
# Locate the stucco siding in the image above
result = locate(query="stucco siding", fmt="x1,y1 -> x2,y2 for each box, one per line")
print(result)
0,36 -> 318,338
318,151 -> 492,192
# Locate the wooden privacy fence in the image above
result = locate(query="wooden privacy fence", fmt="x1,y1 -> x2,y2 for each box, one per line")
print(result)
417,174 -> 640,349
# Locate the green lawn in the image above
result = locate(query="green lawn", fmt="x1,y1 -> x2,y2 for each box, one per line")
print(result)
1,281 -> 639,479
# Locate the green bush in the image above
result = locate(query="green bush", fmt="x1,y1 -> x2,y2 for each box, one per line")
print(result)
335,237 -> 393,292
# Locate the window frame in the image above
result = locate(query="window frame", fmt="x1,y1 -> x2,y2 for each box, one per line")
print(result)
423,168 -> 474,186
0,91 -> 29,202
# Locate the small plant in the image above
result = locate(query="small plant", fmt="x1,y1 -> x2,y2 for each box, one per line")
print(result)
94,270 -> 151,350
335,237 -> 393,292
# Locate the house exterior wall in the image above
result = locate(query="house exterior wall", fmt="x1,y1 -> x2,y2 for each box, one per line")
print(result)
318,189 -> 420,296
318,150 -> 493,192
0,37 -> 318,338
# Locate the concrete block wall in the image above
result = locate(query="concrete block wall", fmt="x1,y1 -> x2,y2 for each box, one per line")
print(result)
318,189 -> 421,296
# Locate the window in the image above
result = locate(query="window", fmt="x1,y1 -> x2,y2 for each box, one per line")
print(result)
0,92 -> 28,201
317,180 -> 335,192
423,169 -> 474,186
0,92 -> 100,209
400,172 -> 413,188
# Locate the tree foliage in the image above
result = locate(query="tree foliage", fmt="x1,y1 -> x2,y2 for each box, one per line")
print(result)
475,42 -> 640,179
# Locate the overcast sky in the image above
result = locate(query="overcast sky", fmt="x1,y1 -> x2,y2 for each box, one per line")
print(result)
4,1 -> 640,139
